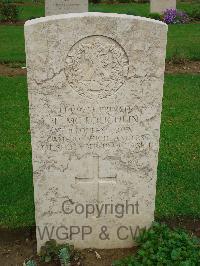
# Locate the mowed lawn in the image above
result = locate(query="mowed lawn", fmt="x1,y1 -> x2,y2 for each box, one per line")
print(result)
0,74 -> 199,228
0,26 -> 25,64
17,1 -> 200,20
0,2 -> 200,63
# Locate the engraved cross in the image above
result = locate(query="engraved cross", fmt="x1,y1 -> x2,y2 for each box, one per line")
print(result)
75,155 -> 117,202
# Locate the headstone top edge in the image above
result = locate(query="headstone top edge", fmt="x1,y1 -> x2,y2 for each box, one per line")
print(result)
24,12 -> 168,28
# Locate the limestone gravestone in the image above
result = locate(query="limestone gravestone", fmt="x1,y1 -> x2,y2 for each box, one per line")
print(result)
45,0 -> 88,16
151,0 -> 176,14
25,13 -> 167,251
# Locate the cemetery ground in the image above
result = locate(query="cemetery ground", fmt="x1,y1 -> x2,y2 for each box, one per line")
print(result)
0,1 -> 200,265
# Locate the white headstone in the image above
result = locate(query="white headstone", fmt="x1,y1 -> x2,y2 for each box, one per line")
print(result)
151,0 -> 176,14
45,0 -> 88,16
25,13 -> 167,251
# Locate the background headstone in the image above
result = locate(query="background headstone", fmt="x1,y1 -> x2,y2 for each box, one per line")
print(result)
25,13 -> 167,251
151,0 -> 176,14
45,0 -> 88,16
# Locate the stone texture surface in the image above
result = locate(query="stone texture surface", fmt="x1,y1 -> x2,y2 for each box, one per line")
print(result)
45,0 -> 88,16
151,0 -> 176,14
25,13 -> 167,251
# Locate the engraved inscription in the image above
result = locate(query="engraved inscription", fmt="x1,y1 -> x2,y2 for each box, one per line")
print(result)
40,103 -> 151,168
66,35 -> 129,99
55,0 -> 80,8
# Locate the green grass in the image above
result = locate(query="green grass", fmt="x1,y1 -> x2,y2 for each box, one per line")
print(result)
14,2 -> 200,21
0,26 -> 25,64
0,76 -> 34,228
18,4 -> 44,20
156,74 -> 200,218
167,24 -> 200,61
0,74 -> 199,228
178,1 -> 200,14
89,2 -> 149,17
